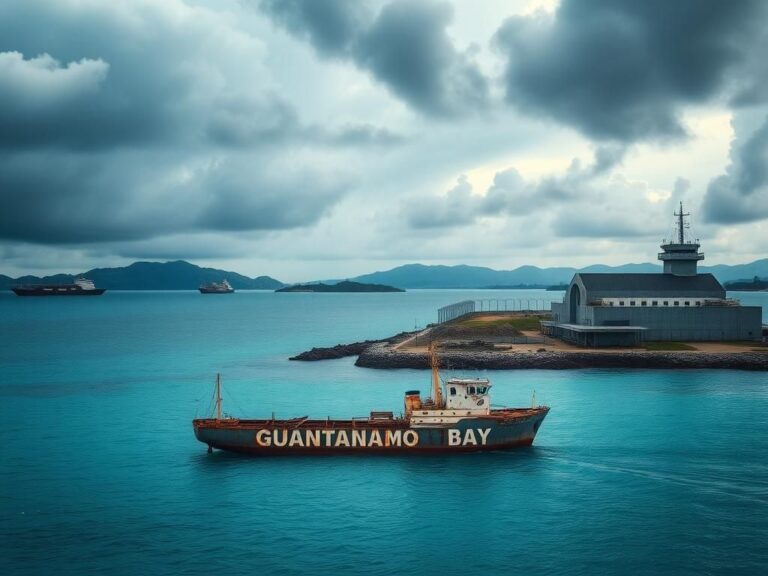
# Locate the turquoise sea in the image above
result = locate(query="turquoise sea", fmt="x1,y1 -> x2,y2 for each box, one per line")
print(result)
1,289 -> 767,576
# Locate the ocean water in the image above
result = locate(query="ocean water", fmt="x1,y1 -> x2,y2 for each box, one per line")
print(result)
1,289 -> 767,576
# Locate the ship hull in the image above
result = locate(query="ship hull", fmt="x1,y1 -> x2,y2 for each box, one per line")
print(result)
12,287 -> 106,296
199,288 -> 234,294
193,408 -> 548,456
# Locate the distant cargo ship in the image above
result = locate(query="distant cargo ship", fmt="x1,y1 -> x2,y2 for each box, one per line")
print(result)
193,348 -> 549,455
11,277 -> 106,296
199,280 -> 234,294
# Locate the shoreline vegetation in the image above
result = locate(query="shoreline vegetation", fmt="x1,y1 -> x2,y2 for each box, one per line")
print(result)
290,312 -> 768,371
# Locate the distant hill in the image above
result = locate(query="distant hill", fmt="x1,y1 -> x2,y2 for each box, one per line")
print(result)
350,259 -> 768,289
4,258 -> 768,291
0,260 -> 284,290
725,276 -> 768,291
277,280 -> 404,293
350,263 -> 652,288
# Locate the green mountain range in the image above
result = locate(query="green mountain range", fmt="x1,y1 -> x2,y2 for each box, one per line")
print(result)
349,259 -> 768,289
3,258 -> 767,291
0,260 -> 284,290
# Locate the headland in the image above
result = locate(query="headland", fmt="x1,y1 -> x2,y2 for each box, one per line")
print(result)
291,311 -> 768,371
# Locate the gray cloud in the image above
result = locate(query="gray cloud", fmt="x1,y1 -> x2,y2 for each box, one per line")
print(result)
0,1 -> 211,150
552,213 -> 658,239
354,1 -> 488,116
260,0 -> 369,56
195,157 -> 348,232
0,49 -> 174,150
591,144 -> 627,175
324,124 -> 406,147
482,168 -> 531,215
260,0 -> 489,117
730,15 -> 768,107
494,0 -> 763,141
205,96 -> 301,148
702,113 -> 768,223
0,0 -> 406,152
404,148 -> 668,238
403,160 -> 580,230
0,0 -> 354,245
406,175 -> 476,228
0,151 -> 166,244
0,150 -> 349,244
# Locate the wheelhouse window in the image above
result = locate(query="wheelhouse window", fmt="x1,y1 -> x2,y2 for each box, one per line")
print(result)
468,386 -> 476,395
477,386 -> 487,394
449,387 -> 456,396
652,301 -> 658,306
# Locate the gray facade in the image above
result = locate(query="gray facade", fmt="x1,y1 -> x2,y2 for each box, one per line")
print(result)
545,207 -> 763,346
548,272 -> 762,345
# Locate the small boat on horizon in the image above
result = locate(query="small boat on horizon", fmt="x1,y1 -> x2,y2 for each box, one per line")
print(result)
11,277 -> 106,296
193,347 -> 549,455
199,279 -> 234,294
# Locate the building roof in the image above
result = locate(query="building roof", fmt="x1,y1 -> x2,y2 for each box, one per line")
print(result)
575,273 -> 724,295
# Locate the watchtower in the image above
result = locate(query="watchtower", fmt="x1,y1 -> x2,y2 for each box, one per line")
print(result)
658,202 -> 704,276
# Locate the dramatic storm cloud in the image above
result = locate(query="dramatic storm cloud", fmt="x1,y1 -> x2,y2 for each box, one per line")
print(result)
703,110 -> 768,223
260,0 -> 369,56
404,146 -> 663,238
494,0 -> 764,141
0,0 -> 353,247
260,0 -> 489,116
0,0 -> 766,280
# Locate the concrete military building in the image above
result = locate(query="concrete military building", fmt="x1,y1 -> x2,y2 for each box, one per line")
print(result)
543,204 -> 763,347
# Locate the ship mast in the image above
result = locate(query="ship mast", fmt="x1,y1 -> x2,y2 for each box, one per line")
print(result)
215,373 -> 222,421
429,343 -> 443,408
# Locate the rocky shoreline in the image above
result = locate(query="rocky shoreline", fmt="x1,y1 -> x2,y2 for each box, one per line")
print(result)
291,337 -> 768,370
289,331 -> 417,361
355,343 -> 768,371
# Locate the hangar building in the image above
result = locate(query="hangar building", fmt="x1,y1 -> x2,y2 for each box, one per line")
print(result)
543,205 -> 763,347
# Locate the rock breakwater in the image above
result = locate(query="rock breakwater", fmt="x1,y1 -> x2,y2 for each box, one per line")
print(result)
355,343 -> 768,371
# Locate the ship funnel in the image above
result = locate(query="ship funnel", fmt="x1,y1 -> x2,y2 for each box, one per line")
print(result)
404,390 -> 421,415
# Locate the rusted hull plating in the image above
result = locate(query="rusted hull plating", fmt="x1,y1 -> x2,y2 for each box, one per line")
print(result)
193,408 -> 549,455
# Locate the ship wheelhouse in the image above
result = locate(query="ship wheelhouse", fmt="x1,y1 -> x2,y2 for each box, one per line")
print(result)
444,378 -> 491,412
405,376 -> 493,428
403,345 -> 498,427
74,278 -> 96,290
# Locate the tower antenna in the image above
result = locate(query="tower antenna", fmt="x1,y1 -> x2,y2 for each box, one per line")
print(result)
674,201 -> 690,244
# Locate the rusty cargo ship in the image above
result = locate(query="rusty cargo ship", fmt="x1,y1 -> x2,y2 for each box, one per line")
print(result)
193,350 -> 549,455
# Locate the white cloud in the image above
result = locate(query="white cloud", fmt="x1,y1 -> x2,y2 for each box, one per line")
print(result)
0,51 -> 108,108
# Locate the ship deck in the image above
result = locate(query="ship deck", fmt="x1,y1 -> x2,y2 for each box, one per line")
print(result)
193,407 -> 549,430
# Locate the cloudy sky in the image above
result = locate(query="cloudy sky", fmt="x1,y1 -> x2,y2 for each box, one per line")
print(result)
1,0 -> 767,281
